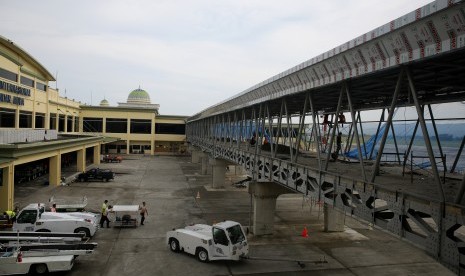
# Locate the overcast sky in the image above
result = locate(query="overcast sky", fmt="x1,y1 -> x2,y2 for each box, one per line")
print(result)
1,0 -> 438,116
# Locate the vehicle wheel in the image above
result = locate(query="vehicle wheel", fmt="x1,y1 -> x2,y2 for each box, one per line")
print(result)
196,248 -> 209,262
74,227 -> 91,238
80,177 -> 85,182
169,238 -> 180,252
31,263 -> 48,275
35,229 -> 51,232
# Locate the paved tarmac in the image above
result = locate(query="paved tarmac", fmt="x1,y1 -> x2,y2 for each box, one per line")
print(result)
13,155 -> 454,275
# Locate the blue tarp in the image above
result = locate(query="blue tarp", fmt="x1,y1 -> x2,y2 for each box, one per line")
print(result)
344,125 -> 386,160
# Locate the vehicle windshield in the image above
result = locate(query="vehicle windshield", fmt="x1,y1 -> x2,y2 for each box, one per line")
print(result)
17,210 -> 37,224
226,224 -> 245,244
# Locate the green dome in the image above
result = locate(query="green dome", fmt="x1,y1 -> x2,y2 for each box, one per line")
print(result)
99,99 -> 109,106
127,87 -> 151,104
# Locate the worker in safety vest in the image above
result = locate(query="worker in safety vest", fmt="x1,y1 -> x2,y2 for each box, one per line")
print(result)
100,200 -> 110,228
5,210 -> 16,223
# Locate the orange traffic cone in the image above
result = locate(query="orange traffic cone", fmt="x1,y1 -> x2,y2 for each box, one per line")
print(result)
301,226 -> 308,238
196,191 -> 200,199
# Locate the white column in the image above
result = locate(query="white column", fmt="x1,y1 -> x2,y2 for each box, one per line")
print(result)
249,181 -> 290,235
324,204 -> 345,232
210,158 -> 227,189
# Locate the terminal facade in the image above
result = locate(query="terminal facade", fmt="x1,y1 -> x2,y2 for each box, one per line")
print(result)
0,35 -> 188,211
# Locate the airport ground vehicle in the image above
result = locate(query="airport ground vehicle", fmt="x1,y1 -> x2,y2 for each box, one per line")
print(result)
77,168 -> 115,182
12,204 -> 99,238
103,155 -> 122,163
166,221 -> 248,262
0,247 -> 75,275
112,205 -> 139,228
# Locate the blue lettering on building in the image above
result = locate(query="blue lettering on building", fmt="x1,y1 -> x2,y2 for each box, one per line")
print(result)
0,80 -> 31,96
12,96 -> 24,106
0,93 -> 11,103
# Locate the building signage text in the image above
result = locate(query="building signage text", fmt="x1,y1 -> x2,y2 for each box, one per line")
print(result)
0,80 -> 31,96
0,93 -> 24,105
0,80 -> 29,106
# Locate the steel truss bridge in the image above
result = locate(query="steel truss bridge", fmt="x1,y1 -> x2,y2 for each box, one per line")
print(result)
187,1 -> 465,273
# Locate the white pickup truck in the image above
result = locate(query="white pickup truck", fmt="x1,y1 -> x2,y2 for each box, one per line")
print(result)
12,204 -> 99,238
166,220 -> 249,262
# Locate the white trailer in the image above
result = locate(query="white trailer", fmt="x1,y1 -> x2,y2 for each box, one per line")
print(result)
13,204 -> 99,238
166,220 -> 248,262
0,249 -> 74,275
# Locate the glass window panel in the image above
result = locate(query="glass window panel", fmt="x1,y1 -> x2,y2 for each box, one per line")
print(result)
35,112 -> 45,128
20,76 -> 34,87
83,117 -> 103,132
130,119 -> 151,134
0,68 -> 17,82
155,123 -> 186,134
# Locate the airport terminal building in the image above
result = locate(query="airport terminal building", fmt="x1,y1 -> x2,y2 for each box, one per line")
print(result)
0,35 -> 188,211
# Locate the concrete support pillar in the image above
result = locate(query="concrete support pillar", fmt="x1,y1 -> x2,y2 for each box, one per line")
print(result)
234,166 -> 245,175
127,118 -> 131,153
49,154 -> 61,186
32,112 -> 36,129
15,109 -> 19,129
77,148 -> 86,172
71,116 -> 75,132
201,154 -> 209,175
79,117 -> 83,132
324,203 -> 345,232
55,114 -> 59,132
150,117 -> 155,156
191,150 -> 201,164
210,159 -> 227,189
102,118 -> 106,134
249,181 -> 290,236
0,165 -> 14,211
94,144 -> 101,165
45,112 -> 50,129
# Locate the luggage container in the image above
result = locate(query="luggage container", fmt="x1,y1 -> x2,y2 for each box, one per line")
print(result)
112,205 -> 139,228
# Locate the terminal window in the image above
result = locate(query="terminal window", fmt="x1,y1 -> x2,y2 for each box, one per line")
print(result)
130,119 -> 151,134
35,112 -> 45,128
106,118 -> 127,133
58,115 -> 65,132
19,111 -> 32,128
36,82 -> 47,91
20,76 -> 34,88
155,123 -> 185,135
0,108 -> 15,128
67,116 -> 73,132
83,117 -> 103,132
0,68 -> 17,82
49,113 -> 57,130
74,117 -> 79,132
